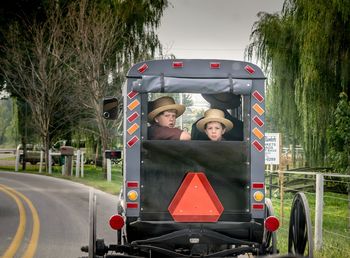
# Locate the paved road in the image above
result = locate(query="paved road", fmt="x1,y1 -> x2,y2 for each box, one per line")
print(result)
0,171 -> 118,258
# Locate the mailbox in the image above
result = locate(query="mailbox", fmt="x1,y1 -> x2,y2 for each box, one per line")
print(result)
60,146 -> 74,156
105,150 -> 122,159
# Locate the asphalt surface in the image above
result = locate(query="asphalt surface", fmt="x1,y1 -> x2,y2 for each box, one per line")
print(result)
0,171 -> 118,258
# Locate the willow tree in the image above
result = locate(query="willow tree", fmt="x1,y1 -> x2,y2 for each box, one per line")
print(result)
247,0 -> 350,167
66,0 -> 168,175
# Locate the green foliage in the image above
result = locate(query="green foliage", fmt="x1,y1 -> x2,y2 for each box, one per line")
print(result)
247,0 -> 350,166
327,92 -> 350,173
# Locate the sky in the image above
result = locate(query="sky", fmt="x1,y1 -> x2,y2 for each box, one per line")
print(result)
157,0 -> 284,61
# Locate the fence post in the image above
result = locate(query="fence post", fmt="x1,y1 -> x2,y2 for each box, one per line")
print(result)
315,173 -> 324,251
39,150 -> 44,173
15,147 -> 20,172
269,173 -> 272,199
107,158 -> 112,182
279,170 -> 284,226
76,150 -> 81,177
81,152 -> 84,177
48,149 -> 52,174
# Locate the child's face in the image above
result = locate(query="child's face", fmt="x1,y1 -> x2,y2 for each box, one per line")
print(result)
205,121 -> 226,141
154,110 -> 177,128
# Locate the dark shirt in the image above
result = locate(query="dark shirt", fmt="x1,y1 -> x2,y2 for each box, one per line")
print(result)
148,124 -> 183,140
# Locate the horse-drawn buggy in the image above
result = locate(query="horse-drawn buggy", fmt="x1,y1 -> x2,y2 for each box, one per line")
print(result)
81,59 -> 313,257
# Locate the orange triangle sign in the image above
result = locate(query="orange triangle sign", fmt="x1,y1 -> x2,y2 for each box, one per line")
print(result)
168,172 -> 224,222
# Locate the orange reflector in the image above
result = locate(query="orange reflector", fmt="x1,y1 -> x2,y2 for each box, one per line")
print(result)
168,172 -> 223,222
127,190 -> 138,201
127,123 -> 139,135
128,100 -> 140,111
253,191 -> 264,202
252,127 -> 264,139
253,103 -> 264,116
109,214 -> 124,230
265,216 -> 280,232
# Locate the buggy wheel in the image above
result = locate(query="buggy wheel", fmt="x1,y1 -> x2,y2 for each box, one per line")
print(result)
263,198 -> 277,254
288,192 -> 313,258
88,189 -> 97,258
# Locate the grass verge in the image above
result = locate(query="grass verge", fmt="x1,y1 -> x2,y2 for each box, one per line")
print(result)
0,163 -> 122,195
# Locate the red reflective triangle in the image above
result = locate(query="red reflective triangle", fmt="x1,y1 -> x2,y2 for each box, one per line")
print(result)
168,172 -> 223,222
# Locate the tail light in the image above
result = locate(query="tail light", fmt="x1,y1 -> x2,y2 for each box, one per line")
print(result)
109,214 -> 124,230
265,216 -> 280,232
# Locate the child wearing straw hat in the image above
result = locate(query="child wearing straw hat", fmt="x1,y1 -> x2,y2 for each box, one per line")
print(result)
196,109 -> 233,141
148,96 -> 191,140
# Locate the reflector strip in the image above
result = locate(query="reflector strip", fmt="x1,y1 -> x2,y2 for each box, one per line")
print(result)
252,182 -> 264,189
252,203 -> 264,210
245,65 -> 255,74
127,203 -> 138,209
127,136 -> 139,148
128,99 -> 140,111
252,140 -> 264,152
127,112 -> 139,123
210,62 -> 220,69
253,116 -> 264,127
172,61 -> 184,68
253,103 -> 264,116
127,181 -> 139,188
128,91 -> 138,99
127,123 -> 139,135
252,127 -> 264,139
252,90 -> 264,102
138,63 -> 148,73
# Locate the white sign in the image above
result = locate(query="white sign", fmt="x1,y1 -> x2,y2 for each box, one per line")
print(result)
265,133 -> 280,165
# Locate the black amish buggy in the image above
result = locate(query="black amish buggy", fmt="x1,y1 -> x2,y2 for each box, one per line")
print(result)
81,59 -> 313,258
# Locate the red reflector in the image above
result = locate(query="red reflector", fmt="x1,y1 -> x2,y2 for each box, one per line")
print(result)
172,61 -> 184,68
137,63 -> 148,73
252,203 -> 264,210
252,90 -> 264,102
252,140 -> 264,152
127,91 -> 138,99
253,116 -> 264,127
127,181 -> 139,188
210,62 -> 220,69
127,112 -> 139,123
127,203 -> 138,209
168,172 -> 223,222
109,214 -> 124,230
265,216 -> 280,232
127,136 -> 139,148
245,65 -> 255,74
252,182 -> 264,189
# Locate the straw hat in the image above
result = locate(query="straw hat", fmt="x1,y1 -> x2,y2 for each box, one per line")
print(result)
148,96 -> 185,122
196,109 -> 233,132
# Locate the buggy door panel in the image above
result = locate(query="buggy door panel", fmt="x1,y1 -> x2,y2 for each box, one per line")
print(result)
140,140 -> 250,221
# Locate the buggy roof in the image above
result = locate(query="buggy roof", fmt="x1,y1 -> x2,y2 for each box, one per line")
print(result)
127,59 -> 265,95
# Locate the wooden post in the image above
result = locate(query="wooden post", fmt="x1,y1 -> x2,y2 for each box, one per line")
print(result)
279,170 -> 284,226
315,173 -> 324,251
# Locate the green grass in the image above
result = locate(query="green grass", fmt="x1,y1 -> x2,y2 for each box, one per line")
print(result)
0,162 -> 123,195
